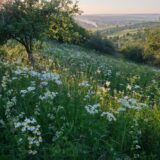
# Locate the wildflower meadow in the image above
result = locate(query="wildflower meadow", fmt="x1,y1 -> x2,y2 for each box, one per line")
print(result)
0,41 -> 160,159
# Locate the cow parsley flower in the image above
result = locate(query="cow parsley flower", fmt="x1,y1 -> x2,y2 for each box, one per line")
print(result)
39,90 -> 58,101
79,81 -> 91,87
127,84 -> 132,90
14,115 -> 42,155
105,81 -> 111,87
20,86 -> 35,97
101,112 -> 116,122
5,97 -> 17,119
118,98 -> 147,110
85,104 -> 100,114
27,86 -> 36,92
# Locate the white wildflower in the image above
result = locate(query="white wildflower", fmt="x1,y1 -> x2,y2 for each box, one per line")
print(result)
127,84 -> 132,90
79,81 -> 91,87
14,114 -> 42,155
101,112 -> 116,122
85,104 -> 100,114
105,81 -> 111,87
39,90 -> 58,101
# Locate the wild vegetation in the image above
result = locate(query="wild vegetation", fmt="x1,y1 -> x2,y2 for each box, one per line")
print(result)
92,22 -> 160,66
76,14 -> 160,66
1,41 -> 160,159
1,0 -> 160,160
0,0 -> 80,65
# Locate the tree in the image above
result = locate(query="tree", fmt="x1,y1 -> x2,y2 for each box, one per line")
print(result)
47,0 -> 85,45
0,0 -> 79,66
48,12 -> 87,45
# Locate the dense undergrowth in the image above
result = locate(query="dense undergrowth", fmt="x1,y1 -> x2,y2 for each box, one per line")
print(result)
0,41 -> 160,160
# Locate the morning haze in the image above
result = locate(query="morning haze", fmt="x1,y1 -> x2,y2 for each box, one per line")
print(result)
78,0 -> 160,14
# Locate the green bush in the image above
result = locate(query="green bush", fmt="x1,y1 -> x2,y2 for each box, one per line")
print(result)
121,45 -> 145,63
144,28 -> 160,66
85,33 -> 116,55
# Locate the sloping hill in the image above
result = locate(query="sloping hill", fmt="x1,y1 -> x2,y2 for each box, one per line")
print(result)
0,42 -> 160,159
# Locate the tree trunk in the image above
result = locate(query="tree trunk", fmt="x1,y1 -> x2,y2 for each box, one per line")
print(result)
25,45 -> 35,67
27,50 -> 35,67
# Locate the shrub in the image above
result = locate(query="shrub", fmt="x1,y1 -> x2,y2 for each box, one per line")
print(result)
144,28 -> 160,66
121,45 -> 145,63
84,33 -> 116,55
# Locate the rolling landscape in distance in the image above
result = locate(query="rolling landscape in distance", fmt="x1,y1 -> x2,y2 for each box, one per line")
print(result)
75,14 -> 160,28
1,0 -> 160,159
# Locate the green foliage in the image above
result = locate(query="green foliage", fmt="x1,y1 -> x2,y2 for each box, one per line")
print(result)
48,13 -> 87,44
144,28 -> 160,66
121,45 -> 145,63
85,33 -> 116,55
0,0 -> 55,65
93,22 -> 160,66
0,0 -> 79,65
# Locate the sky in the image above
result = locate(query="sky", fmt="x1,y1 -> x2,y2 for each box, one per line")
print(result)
78,0 -> 160,14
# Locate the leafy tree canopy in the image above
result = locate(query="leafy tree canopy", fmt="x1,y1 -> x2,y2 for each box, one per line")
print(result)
48,12 -> 87,44
0,0 -> 79,65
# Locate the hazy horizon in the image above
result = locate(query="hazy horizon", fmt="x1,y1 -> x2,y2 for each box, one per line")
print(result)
79,13 -> 160,16
78,0 -> 160,15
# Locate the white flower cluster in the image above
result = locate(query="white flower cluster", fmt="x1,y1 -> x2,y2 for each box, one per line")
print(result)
39,90 -> 58,101
127,84 -> 141,91
85,103 -> 117,122
84,90 -> 95,101
20,86 -> 36,97
5,97 -> 17,119
1,71 -> 11,90
6,89 -> 13,96
101,112 -> 116,122
129,120 -> 142,159
38,71 -> 62,85
14,67 -> 62,85
79,81 -> 91,88
85,104 -> 100,114
52,126 -> 65,142
34,105 -> 41,116
118,97 -> 147,111
105,81 -> 111,87
14,114 -> 42,155
127,84 -> 132,91
105,69 -> 112,76
39,81 -> 48,88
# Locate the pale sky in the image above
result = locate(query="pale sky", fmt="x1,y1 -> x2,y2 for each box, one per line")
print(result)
78,0 -> 160,14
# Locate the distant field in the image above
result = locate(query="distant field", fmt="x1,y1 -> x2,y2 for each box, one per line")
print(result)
75,14 -> 160,29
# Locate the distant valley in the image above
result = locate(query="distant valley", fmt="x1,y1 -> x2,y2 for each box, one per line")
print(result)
75,14 -> 160,29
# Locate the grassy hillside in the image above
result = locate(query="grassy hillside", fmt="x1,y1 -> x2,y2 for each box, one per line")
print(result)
1,41 -> 160,159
